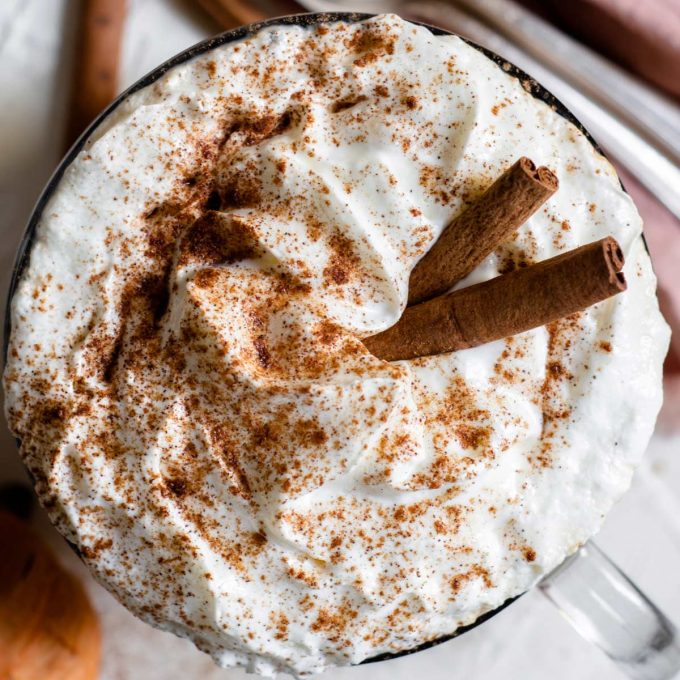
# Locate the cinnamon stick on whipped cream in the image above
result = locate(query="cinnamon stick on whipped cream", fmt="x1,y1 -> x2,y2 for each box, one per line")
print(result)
364,237 -> 626,362
408,157 -> 558,305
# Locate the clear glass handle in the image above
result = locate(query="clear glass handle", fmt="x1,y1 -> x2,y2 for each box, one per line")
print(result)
540,542 -> 680,680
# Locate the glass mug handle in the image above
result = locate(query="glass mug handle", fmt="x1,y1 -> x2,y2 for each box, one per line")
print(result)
539,542 -> 680,680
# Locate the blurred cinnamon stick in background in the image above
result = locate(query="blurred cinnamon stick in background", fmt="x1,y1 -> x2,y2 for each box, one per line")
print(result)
65,0 -> 127,149
195,0 -> 307,31
195,0 -> 266,28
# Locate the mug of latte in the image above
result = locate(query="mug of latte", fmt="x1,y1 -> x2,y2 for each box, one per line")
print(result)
3,11 -> 678,679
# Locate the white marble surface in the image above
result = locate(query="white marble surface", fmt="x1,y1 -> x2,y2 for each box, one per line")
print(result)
0,2 -> 679,679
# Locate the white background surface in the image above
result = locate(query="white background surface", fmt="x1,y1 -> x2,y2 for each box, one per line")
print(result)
0,1 -> 678,679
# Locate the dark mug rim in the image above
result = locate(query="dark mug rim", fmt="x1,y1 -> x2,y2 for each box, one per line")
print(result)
3,10 -> 624,669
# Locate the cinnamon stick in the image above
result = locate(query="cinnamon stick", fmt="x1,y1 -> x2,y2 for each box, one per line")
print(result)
194,0 -> 307,31
364,237 -> 626,362
195,0 -> 265,30
65,0 -> 127,149
408,157 -> 558,306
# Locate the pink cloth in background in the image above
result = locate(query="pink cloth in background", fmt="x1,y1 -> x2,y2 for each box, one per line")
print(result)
541,0 -> 680,99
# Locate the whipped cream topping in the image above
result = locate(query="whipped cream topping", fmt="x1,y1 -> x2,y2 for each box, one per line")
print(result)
4,14 -> 669,676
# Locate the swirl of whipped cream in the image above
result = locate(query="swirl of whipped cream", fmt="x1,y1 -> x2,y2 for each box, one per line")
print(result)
4,14 -> 669,676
